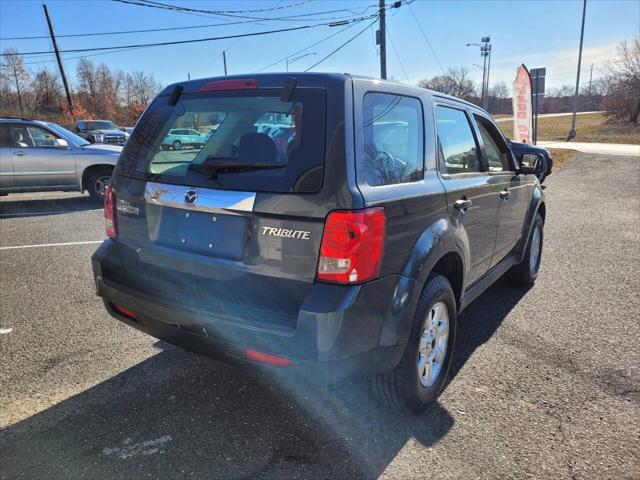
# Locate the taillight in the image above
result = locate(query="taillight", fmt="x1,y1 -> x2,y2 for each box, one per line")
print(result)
317,208 -> 386,284
104,184 -> 118,239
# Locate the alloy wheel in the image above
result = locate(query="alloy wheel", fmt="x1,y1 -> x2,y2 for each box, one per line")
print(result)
417,301 -> 449,388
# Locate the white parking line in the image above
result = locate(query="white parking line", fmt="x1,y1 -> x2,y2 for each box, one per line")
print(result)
0,209 -> 103,218
0,240 -> 103,251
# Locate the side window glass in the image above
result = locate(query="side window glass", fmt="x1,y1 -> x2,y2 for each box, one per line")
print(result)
474,115 -> 510,172
9,125 -> 34,148
27,126 -> 59,148
435,106 -> 481,174
363,93 -> 424,186
0,125 -> 12,148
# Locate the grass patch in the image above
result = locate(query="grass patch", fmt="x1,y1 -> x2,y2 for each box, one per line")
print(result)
547,148 -> 579,170
498,112 -> 639,144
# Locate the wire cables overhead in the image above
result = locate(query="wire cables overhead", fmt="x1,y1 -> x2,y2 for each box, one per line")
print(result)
304,19 -> 376,72
2,19 -> 372,57
407,3 -> 445,74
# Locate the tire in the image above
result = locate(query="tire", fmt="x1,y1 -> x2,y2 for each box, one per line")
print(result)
507,213 -> 544,286
87,168 -> 113,203
172,140 -> 182,150
372,275 -> 457,413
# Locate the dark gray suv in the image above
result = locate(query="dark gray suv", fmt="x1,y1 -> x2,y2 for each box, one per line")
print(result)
92,73 -> 547,412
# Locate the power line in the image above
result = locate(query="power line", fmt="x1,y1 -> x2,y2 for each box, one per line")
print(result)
0,17 -> 308,41
407,3 -> 445,74
142,0 -> 310,15
3,21 -> 364,57
1,1 -> 398,41
305,20 -> 376,71
23,45 -> 149,66
114,0 -> 385,22
386,24 -> 410,82
255,19 -> 362,72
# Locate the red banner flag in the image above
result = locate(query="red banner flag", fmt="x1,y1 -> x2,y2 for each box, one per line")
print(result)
512,65 -> 533,144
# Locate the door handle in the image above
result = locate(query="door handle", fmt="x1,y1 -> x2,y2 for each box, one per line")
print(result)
499,189 -> 511,200
14,151 -> 26,156
454,198 -> 472,211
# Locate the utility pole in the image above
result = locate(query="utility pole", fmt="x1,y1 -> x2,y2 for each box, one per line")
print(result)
378,0 -> 387,80
43,4 -> 73,114
568,0 -> 587,141
587,63 -> 593,96
223,50 -> 228,76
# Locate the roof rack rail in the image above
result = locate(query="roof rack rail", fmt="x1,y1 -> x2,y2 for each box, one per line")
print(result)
0,116 -> 32,121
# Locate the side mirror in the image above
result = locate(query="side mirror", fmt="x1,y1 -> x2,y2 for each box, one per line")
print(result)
55,138 -> 69,149
520,153 -> 543,175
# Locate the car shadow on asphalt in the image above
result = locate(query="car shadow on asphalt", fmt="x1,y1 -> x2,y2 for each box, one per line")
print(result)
0,194 -> 100,217
1,279 -> 529,480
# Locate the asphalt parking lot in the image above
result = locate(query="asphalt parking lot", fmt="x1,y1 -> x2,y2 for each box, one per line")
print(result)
1,152 -> 639,479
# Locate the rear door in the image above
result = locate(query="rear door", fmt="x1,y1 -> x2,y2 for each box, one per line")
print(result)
109,79 -> 344,336
435,103 -> 499,286
472,113 -> 530,266
0,124 -> 13,189
9,123 -> 77,188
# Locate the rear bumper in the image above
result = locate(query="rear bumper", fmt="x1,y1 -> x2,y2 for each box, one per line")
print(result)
92,240 -> 422,381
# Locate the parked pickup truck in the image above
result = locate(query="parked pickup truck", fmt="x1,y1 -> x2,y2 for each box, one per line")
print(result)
75,120 -> 128,146
0,117 -> 121,202
93,73 -> 548,412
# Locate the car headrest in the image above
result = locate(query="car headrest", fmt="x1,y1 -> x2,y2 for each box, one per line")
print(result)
238,132 -> 278,164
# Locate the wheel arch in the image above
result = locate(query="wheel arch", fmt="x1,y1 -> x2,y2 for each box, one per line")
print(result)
401,218 -> 467,310
81,164 -> 114,192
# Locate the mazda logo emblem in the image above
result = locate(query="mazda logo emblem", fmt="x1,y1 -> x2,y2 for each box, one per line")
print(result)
184,190 -> 198,204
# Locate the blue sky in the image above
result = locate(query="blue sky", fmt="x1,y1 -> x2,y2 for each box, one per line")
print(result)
1,0 -> 638,90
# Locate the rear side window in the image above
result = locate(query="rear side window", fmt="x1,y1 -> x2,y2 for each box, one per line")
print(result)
363,93 -> 423,186
119,88 -> 326,193
435,106 -> 481,174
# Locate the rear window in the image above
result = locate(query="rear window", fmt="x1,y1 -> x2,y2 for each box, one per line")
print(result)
119,88 -> 326,193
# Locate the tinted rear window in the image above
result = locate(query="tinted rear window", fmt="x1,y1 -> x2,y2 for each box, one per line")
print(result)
118,88 -> 326,193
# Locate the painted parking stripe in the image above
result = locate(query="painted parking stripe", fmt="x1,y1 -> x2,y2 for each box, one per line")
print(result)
0,240 -> 103,251
0,209 -> 102,218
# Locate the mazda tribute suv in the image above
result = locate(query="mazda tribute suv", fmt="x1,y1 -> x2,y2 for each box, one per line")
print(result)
92,73 -> 547,412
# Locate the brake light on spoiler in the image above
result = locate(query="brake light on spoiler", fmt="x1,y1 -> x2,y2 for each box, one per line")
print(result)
199,79 -> 257,92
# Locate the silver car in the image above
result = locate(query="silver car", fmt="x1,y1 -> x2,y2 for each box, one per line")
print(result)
0,117 -> 122,202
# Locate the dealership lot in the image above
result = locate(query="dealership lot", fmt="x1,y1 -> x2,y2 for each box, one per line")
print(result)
1,153 -> 638,479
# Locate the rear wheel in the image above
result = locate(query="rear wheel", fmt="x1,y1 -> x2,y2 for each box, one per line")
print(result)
372,275 -> 457,413
507,213 -> 544,285
172,140 -> 182,150
87,168 -> 112,203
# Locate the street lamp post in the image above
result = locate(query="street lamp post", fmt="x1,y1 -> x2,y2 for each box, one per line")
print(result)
467,36 -> 491,109
286,52 -> 317,72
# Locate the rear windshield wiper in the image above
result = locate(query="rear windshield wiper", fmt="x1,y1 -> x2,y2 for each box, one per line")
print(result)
189,156 -> 285,178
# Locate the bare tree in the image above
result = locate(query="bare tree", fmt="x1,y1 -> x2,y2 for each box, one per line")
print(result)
418,67 -> 476,99
601,38 -> 640,124
0,49 -> 30,116
122,70 -> 161,124
76,57 -> 99,115
32,68 -> 63,116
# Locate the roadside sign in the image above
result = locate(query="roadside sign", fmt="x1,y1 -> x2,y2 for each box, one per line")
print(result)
530,67 -> 546,144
